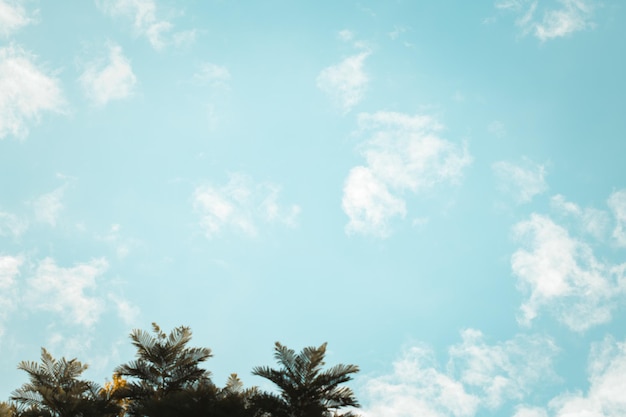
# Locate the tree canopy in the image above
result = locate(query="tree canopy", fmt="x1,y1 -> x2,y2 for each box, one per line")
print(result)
2,324 -> 361,417
253,342 -> 360,417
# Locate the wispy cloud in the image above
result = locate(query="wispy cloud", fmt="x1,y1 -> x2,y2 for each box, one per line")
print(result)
317,51 -> 370,114
97,223 -> 140,259
495,0 -> 597,41
32,186 -> 65,227
192,62 -> 231,88
0,210 -> 28,237
0,255 -> 22,337
193,174 -> 300,238
535,0 -> 596,41
0,0 -> 34,37
1,253 -> 140,345
96,0 -> 195,50
448,329 -> 559,409
608,189 -> 626,247
0,45 -> 65,140
108,294 -> 140,326
338,29 -> 355,42
551,194 -> 609,240
493,158 -> 548,204
513,335 -> 626,417
511,212 -> 626,331
79,44 -> 136,106
25,257 -> 108,327
343,111 -> 472,237
360,330 -> 558,417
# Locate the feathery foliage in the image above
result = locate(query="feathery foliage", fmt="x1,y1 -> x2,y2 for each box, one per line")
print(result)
2,326 -> 361,417
114,323 -> 214,416
252,342 -> 360,417
10,348 -> 121,417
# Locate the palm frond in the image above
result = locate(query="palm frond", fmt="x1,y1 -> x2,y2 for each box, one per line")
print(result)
254,342 -> 361,417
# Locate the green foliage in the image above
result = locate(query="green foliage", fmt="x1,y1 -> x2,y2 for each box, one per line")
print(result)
114,323 -> 214,416
2,325 -> 361,417
252,342 -> 360,417
10,348 -> 121,417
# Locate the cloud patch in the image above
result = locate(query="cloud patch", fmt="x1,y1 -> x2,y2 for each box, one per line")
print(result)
551,194 -> 609,240
80,44 -> 136,106
513,335 -> 626,417
511,212 -> 626,331
493,158 -> 548,204
25,257 -> 109,327
32,185 -> 65,227
608,189 -> 626,247
0,253 -> 140,344
360,330 -> 558,417
0,255 -> 22,336
193,174 -> 300,238
0,210 -> 28,237
496,0 -> 597,41
0,45 -> 65,139
342,111 -> 472,237
317,51 -> 370,114
97,0 -> 195,50
0,0 -> 34,37
192,62 -> 231,88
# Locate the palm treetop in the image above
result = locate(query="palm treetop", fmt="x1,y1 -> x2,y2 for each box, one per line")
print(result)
253,342 -> 360,417
114,323 -> 213,399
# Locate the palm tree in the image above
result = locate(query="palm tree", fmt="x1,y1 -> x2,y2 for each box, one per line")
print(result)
113,323 -> 214,416
10,348 -> 121,417
252,342 -> 360,417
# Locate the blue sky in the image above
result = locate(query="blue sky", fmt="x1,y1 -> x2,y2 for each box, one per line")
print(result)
1,0 -> 626,416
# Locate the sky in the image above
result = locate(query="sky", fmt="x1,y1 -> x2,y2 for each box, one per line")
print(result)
1,0 -> 626,416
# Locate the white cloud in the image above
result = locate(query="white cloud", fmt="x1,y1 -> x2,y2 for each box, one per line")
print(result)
0,45 -> 65,140
80,44 -> 136,106
259,184 -> 301,228
496,0 -> 597,41
511,213 -> 626,331
47,330 -> 95,357
343,166 -> 406,237
97,223 -> 139,259
0,255 -> 22,335
607,189 -> 626,247
338,29 -> 355,42
360,330 -> 557,417
32,186 -> 65,226
342,111 -> 472,237
493,158 -> 548,204
193,174 -> 300,238
193,62 -> 231,88
362,345 -> 479,417
389,26 -> 408,40
109,294 -> 140,325
25,257 -> 108,327
535,0 -> 595,41
515,335 -> 626,417
97,0 -> 192,50
172,29 -> 196,47
447,329 -> 559,409
0,0 -> 33,37
0,210 -> 28,237
551,194 -> 609,240
317,51 -> 370,114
